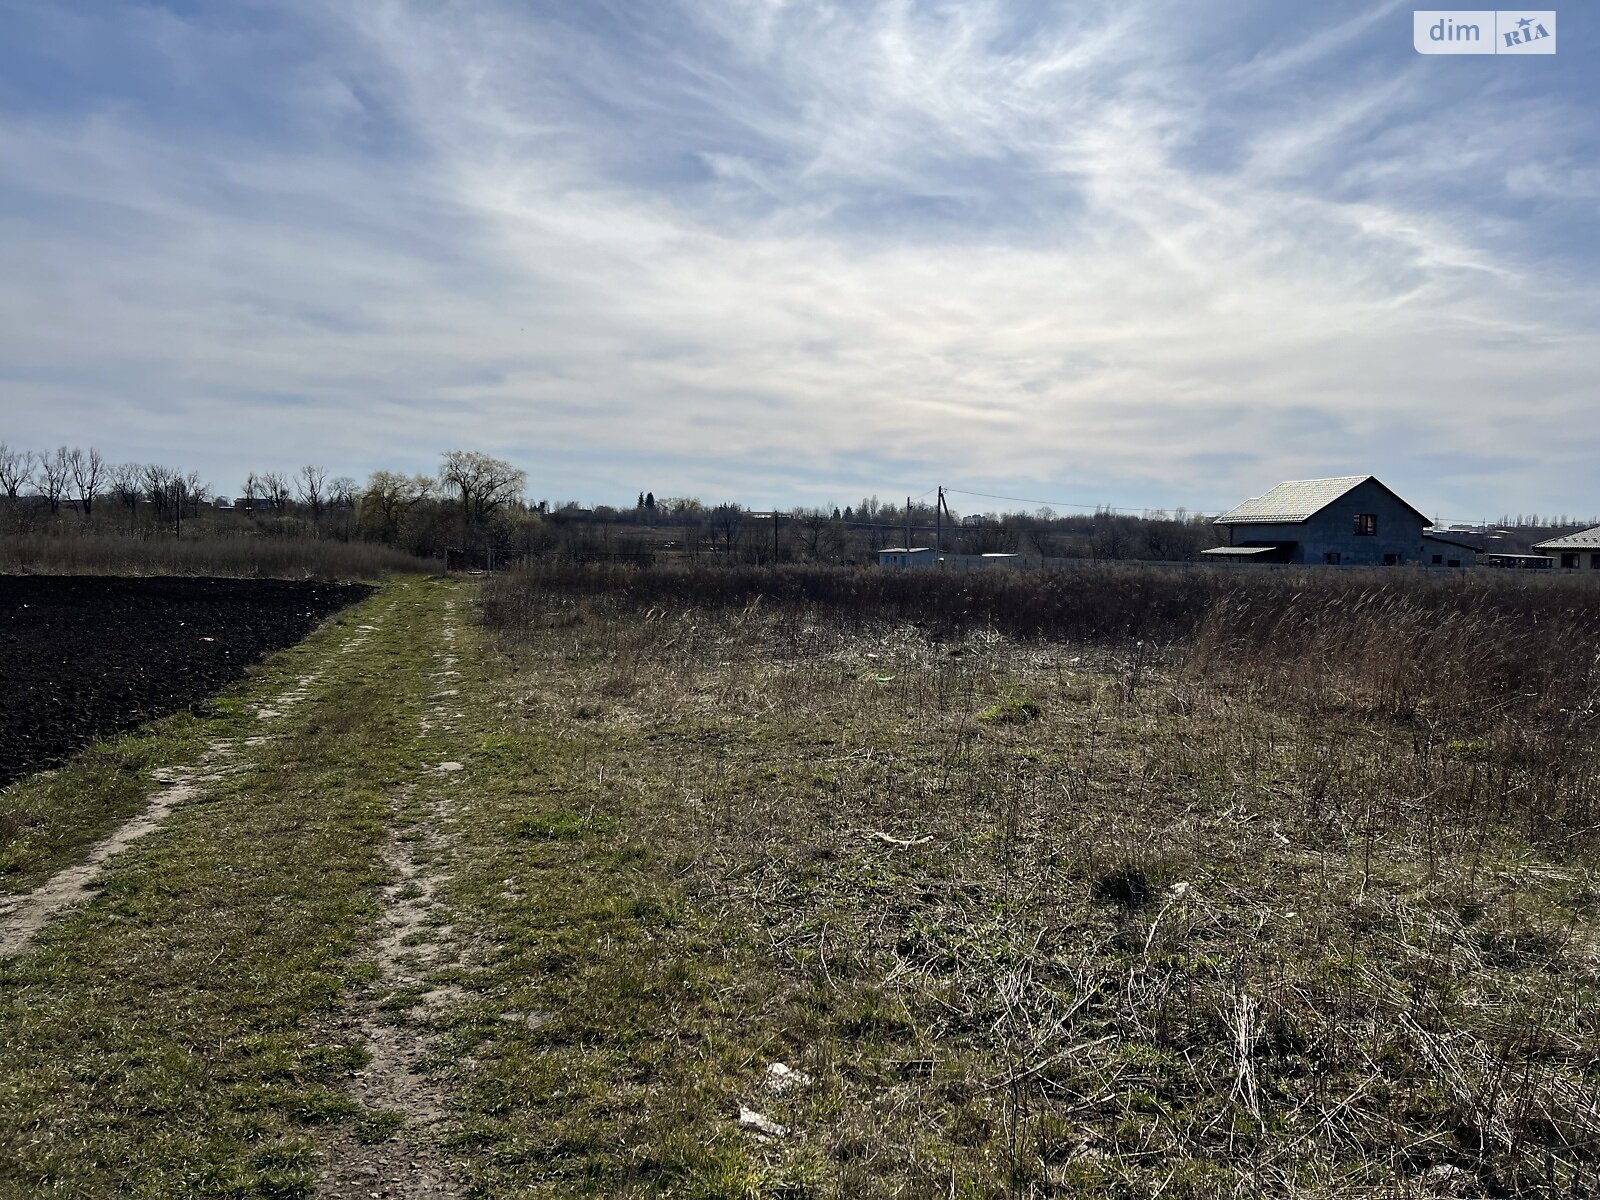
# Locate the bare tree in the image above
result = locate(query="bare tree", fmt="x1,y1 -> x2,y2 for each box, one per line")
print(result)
329,476 -> 357,508
360,470 -> 434,539
1091,521 -> 1129,562
109,463 -> 143,531
439,450 -> 526,547
181,471 -> 210,518
240,471 -> 260,514
796,508 -> 844,562
142,464 -> 176,521
260,471 -> 291,511
708,503 -> 746,558
67,447 -> 106,519
296,464 -> 330,523
0,443 -> 34,503
35,446 -> 71,515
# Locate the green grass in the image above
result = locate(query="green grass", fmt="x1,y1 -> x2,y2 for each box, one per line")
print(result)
0,602 -> 382,894
0,579 -> 454,1198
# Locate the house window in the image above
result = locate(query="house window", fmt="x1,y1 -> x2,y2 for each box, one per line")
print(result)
1431,554 -> 1443,565
1353,513 -> 1377,536
1324,552 -> 1342,565
1383,553 -> 1400,566
1592,553 -> 1600,570
1448,559 -> 1461,568
1562,553 -> 1579,569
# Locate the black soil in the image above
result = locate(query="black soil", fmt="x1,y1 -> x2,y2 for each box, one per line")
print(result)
0,575 -> 374,789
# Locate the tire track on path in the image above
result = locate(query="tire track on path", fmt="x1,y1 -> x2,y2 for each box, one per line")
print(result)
319,596 -> 467,1200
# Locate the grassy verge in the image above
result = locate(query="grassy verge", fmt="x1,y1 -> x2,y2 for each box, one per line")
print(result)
0,599 -> 375,893
0,578 -> 456,1198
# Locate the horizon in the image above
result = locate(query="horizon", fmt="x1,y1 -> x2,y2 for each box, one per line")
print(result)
2,2 -> 1596,522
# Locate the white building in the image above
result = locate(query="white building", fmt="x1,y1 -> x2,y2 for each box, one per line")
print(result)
1533,526 -> 1600,571
877,547 -> 938,569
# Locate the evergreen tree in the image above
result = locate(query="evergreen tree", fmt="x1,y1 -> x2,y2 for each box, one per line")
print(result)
645,491 -> 656,510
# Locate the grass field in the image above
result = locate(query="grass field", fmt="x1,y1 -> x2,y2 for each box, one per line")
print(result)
2,567 -> 1598,1198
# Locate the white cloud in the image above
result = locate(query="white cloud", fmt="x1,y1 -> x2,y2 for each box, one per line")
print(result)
0,0 -> 1594,517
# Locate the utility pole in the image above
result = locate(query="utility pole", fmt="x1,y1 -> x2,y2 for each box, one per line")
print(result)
773,509 -> 780,563
905,497 -> 912,550
935,486 -> 943,560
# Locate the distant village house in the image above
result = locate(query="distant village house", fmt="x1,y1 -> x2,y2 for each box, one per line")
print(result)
1532,525 -> 1600,571
1205,476 -> 1478,567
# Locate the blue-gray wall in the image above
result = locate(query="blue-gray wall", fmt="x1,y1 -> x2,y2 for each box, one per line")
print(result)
1223,480 -> 1435,565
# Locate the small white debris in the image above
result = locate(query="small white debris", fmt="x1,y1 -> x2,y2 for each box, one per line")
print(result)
437,762 -> 464,773
1167,881 -> 1190,897
767,1062 -> 812,1092
737,1107 -> 788,1138
497,1010 -> 548,1030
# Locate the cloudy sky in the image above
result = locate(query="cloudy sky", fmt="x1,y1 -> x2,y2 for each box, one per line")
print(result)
1,1 -> 1595,519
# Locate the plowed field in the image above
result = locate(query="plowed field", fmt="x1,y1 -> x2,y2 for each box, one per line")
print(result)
0,575 -> 372,788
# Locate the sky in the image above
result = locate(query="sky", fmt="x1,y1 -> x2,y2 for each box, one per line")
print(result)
0,1 -> 1596,521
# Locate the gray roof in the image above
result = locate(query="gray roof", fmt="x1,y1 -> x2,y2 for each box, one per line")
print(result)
1532,525 -> 1600,551
1214,475 -> 1428,526
1423,532 -> 1481,552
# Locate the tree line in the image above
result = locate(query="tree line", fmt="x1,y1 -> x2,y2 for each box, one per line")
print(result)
11,439 -> 1579,566
0,444 -> 533,560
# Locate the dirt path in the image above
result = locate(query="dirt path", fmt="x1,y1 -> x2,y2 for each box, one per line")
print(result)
0,618 -> 381,959
317,598 -> 466,1199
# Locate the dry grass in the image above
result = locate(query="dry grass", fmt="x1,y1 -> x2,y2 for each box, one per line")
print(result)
464,569 -> 1600,1197
0,531 -> 432,580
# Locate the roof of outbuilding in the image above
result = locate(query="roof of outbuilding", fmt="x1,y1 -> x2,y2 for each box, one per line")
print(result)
1423,532 -> 1482,553
1214,476 -> 1430,526
1532,525 -> 1600,551
1200,545 -> 1290,557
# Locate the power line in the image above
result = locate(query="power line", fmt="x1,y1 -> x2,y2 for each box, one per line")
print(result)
943,486 -> 1225,517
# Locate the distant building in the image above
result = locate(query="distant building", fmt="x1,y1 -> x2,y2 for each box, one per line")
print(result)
1205,476 -> 1470,567
877,547 -> 937,569
1532,525 -> 1600,571
1421,532 -> 1482,569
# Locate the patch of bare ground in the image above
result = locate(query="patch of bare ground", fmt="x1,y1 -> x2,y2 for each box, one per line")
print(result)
318,600 -> 466,1199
